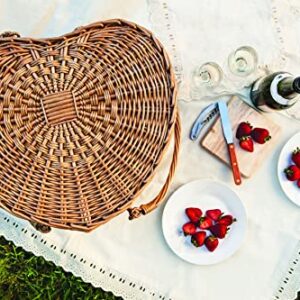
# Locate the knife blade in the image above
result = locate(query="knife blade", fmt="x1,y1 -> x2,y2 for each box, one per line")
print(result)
218,101 -> 242,185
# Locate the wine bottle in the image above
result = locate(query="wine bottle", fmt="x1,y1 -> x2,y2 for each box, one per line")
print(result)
250,72 -> 300,111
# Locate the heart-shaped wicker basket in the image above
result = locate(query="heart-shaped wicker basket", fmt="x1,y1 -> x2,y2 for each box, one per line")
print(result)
0,19 -> 180,232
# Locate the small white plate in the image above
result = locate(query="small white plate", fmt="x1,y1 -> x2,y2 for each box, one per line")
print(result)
162,179 -> 247,265
277,132 -> 300,206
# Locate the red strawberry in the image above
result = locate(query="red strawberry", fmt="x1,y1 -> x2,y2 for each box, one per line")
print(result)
182,222 -> 197,236
284,165 -> 300,181
297,179 -> 300,188
198,217 -> 213,229
251,128 -> 271,144
206,209 -> 222,221
205,236 -> 219,252
292,147 -> 300,168
209,223 -> 228,239
185,207 -> 202,223
239,136 -> 254,152
236,122 -> 252,139
191,231 -> 206,247
218,215 -> 237,226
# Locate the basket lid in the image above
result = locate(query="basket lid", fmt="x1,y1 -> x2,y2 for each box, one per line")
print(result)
0,19 -> 178,231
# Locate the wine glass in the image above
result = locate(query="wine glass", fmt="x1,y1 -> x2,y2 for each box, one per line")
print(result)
193,62 -> 223,87
228,46 -> 258,77
190,62 -> 224,101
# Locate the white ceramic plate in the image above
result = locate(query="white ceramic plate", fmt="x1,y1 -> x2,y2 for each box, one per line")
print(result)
277,132 -> 300,206
162,179 -> 247,265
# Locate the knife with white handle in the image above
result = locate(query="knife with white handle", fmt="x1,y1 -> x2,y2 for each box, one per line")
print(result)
218,101 -> 242,185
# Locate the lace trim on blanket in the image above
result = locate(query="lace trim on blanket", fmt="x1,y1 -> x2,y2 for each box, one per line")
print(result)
0,210 -> 171,300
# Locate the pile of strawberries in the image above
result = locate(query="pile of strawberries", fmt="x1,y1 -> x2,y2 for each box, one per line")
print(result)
284,147 -> 300,188
182,207 -> 236,252
236,121 -> 271,152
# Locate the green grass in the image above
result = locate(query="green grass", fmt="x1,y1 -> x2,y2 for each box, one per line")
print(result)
0,236 -> 121,300
1,235 -> 299,300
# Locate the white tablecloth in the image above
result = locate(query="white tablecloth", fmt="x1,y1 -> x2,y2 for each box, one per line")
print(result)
0,1 -> 300,299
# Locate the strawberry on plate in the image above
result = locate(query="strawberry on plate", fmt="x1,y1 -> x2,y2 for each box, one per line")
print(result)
205,236 -> 219,252
185,207 -> 202,223
182,222 -> 197,236
292,147 -> 300,168
251,127 -> 271,144
198,216 -> 213,229
239,136 -> 254,152
206,209 -> 222,221
218,215 -> 237,226
284,165 -> 300,181
209,223 -> 228,239
236,122 -> 252,139
191,231 -> 206,247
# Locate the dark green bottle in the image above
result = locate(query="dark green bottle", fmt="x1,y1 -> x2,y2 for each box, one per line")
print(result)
250,72 -> 300,112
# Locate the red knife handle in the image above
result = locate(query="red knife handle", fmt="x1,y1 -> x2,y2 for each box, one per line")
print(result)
227,143 -> 242,185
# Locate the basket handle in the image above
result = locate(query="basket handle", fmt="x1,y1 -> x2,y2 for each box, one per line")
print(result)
128,110 -> 181,220
0,31 -> 20,38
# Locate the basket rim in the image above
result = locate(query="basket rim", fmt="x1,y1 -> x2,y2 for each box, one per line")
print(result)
0,19 -> 179,232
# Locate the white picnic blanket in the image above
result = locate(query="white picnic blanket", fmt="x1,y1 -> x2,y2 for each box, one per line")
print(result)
0,0 -> 300,299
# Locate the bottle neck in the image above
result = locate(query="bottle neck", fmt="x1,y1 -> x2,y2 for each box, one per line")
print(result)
277,76 -> 300,99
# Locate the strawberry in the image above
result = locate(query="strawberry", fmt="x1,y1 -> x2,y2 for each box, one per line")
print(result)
236,122 -> 252,139
191,231 -> 206,247
206,209 -> 222,221
182,222 -> 197,236
292,147 -> 300,167
205,236 -> 219,252
218,215 -> 236,226
284,165 -> 300,181
185,207 -> 202,223
198,217 -> 213,229
239,136 -> 254,152
297,179 -> 300,188
209,223 -> 228,239
251,128 -> 271,144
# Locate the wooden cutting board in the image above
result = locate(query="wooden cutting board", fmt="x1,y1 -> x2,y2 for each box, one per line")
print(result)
201,96 -> 281,178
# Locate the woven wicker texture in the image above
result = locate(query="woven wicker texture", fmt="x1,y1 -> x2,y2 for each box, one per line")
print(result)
0,20 -> 180,232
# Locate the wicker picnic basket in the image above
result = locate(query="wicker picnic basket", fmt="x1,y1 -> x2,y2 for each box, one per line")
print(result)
0,19 -> 181,232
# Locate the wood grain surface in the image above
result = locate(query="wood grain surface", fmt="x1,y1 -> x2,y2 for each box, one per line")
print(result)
201,96 -> 281,178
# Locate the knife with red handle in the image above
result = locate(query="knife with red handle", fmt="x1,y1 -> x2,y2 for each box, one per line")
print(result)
218,101 -> 242,185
